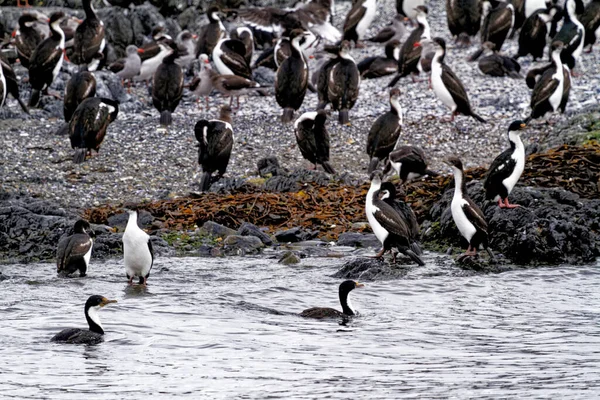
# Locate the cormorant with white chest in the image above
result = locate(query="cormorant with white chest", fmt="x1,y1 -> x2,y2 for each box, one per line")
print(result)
367,88 -> 403,173
123,209 -> 154,286
51,295 -> 117,345
194,106 -> 234,192
275,29 -> 310,123
358,40 -> 401,79
528,41 -> 568,121
343,0 -> 378,45
445,156 -> 494,260
196,5 -> 226,57
56,219 -> 94,277
300,280 -> 364,319
484,121 -> 527,208
294,110 -> 335,174
552,0 -> 584,70
0,59 -> 29,114
378,181 -> 422,256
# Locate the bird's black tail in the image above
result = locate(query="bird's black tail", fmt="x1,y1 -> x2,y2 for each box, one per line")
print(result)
322,161 -> 336,175
338,109 -> 349,125
368,157 -> 379,174
160,110 -> 172,126
468,47 -> 484,61
55,122 -> 69,136
281,108 -> 294,123
200,171 -> 212,192
388,74 -> 401,88
406,249 -> 425,266
470,111 -> 486,123
17,97 -> 30,114
410,241 -> 423,256
424,168 -> 439,177
29,89 -> 40,108
73,148 -> 86,164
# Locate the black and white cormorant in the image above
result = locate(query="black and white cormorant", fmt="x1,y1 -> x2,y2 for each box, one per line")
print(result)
64,68 -> 96,122
383,145 -> 437,183
445,156 -> 494,260
328,40 -> 360,125
529,41 -> 569,121
230,27 -> 254,65
484,120 -> 527,208
553,0 -> 584,70
515,7 -> 559,60
56,219 -> 94,277
581,0 -> 600,52
51,295 -> 117,344
366,14 -> 406,43
196,5 -> 226,57
28,11 -> 66,108
431,38 -> 486,123
388,6 -> 430,86
152,40 -> 184,127
0,59 -> 29,113
470,0 -> 515,60
358,39 -> 401,79
273,30 -> 320,69
378,181 -> 422,256
14,13 -> 44,69
365,171 -> 425,265
275,29 -> 310,123
300,280 -> 364,319
72,0 -> 105,71
194,106 -> 234,191
69,97 -> 119,163
417,38 -> 436,76
123,209 -> 154,286
342,0 -> 378,45
294,110 -> 336,174
367,88 -> 402,173
446,0 -> 481,45
478,41 -> 522,78
108,45 -> 143,90
213,33 -> 253,79
396,0 -> 426,21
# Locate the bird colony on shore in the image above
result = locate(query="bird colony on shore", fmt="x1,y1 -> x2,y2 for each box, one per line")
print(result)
1,0 -> 598,341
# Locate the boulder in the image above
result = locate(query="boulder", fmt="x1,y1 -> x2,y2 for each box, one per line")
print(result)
278,251 -> 301,265
274,227 -> 318,243
200,221 -> 236,239
337,232 -> 380,248
237,222 -> 273,245
222,235 -> 264,255
332,257 -> 409,281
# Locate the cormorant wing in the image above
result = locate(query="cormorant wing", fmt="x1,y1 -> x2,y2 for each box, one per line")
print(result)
373,200 -> 411,238
530,68 -> 559,110
484,148 -> 516,194
343,1 -> 367,33
462,199 -> 488,236
441,64 -> 471,110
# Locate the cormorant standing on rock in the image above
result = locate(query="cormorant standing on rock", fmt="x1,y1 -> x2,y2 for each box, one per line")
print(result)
28,11 -> 67,108
528,41 -> 568,121
123,209 -> 154,286
300,280 -> 364,319
445,156 -> 494,261
294,110 -> 335,174
194,105 -> 234,192
56,219 -> 94,277
328,40 -> 360,125
470,0 -> 515,60
69,97 -> 119,163
72,0 -> 105,71
51,295 -> 117,344
515,7 -> 559,61
484,120 -> 528,208
64,68 -> 96,122
367,88 -> 402,173
378,181 -> 422,256
275,29 -> 310,123
152,40 -> 184,127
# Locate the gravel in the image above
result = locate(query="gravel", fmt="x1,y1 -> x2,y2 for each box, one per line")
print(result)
1,0 -> 599,211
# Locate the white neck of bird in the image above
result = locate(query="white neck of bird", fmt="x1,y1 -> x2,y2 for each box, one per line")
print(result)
345,293 -> 355,314
127,212 -> 138,228
421,19 -> 431,40
51,20 -> 65,38
88,305 -> 103,331
291,36 -> 304,53
339,49 -> 354,61
508,131 -> 523,150
367,179 -> 382,202
452,167 -> 463,197
566,0 -> 576,19
390,96 -> 402,116
551,49 -> 563,69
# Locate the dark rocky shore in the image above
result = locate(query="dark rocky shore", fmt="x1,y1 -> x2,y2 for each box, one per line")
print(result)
1,1 -> 600,276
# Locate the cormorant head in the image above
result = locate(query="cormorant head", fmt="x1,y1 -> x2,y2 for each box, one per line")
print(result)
389,88 -> 401,102
207,5 -> 222,22
444,156 -> 463,171
379,181 -> 398,201
339,280 -> 365,294
415,5 -> 428,14
85,295 -> 117,310
369,170 -> 383,184
508,120 -> 527,132
73,219 -> 93,236
339,40 -> 352,57
433,37 -> 446,52
18,13 -> 40,28
550,40 -> 564,53
48,11 -> 66,26
289,29 -> 310,46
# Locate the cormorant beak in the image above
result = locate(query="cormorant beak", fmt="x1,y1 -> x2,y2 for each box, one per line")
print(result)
355,282 -> 365,288
137,48 -> 145,54
100,298 -> 117,307
520,123 -> 526,129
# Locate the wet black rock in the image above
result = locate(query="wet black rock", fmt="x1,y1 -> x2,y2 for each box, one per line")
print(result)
0,271 -> 7,281
275,227 -> 318,243
200,221 -> 236,239
237,222 -> 273,246
278,250 -> 301,265
222,235 -> 264,255
264,169 -> 331,192
257,157 -> 286,177
332,257 -> 410,281
337,232 -> 380,248
424,181 -> 600,265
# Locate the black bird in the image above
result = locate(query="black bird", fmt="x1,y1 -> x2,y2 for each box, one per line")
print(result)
315,51 -> 340,110
431,38 -> 486,123
0,58 -> 29,114
64,69 -> 96,122
328,41 -> 360,125
196,5 -> 226,57
275,29 -> 310,123
300,280 -> 364,319
470,0 -> 515,60
515,7 -> 559,60
69,97 -> 119,163
366,14 -> 406,43
445,156 -> 494,261
478,41 -> 522,78
378,181 -> 422,256
51,295 -> 117,345
446,0 -> 482,45
553,0 -> 584,70
581,0 -> 600,52
28,11 -> 66,108
343,0 -> 378,45
213,35 -> 253,79
14,13 -> 44,69
71,0 -> 105,71
396,0 -> 427,22
294,110 -> 336,174
56,219 -> 94,277
367,88 -> 403,173
365,171 -> 425,265
230,27 -> 254,65
484,120 -> 527,208
529,41 -> 569,121
383,145 -> 437,183
358,39 -> 401,79
152,40 -> 184,127
388,6 -> 430,86
194,105 -> 234,192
